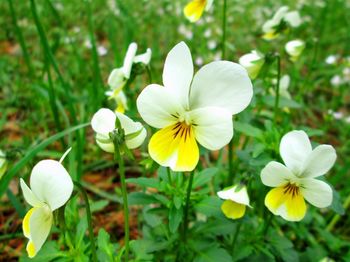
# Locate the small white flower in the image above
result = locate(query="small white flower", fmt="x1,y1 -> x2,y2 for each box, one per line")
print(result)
330,75 -> 342,86
195,57 -> 204,66
285,40 -> 305,62
239,50 -> 265,79
271,75 -> 291,99
325,55 -> 338,65
261,130 -> 336,221
207,40 -> 217,50
20,152 -> 73,258
97,45 -> 108,56
217,185 -> 251,219
91,108 -> 147,152
204,28 -> 212,38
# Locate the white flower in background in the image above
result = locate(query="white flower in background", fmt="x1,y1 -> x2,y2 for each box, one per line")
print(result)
261,130 -> 336,221
330,75 -> 342,87
204,28 -> 212,38
106,43 -> 151,112
207,40 -> 217,50
97,45 -> 108,56
325,55 -> 338,65
195,57 -> 204,66
105,89 -> 129,113
328,110 -> 343,120
137,42 -> 253,171
178,24 -> 193,40
20,150 -> 73,258
0,150 -> 8,179
262,6 -> 301,40
217,185 -> 251,219
285,40 -> 305,62
271,75 -> 291,99
184,0 -> 214,23
239,50 -> 265,79
91,108 -> 146,153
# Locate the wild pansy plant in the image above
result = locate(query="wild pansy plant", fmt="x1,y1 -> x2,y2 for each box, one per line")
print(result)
262,6 -> 301,40
106,42 -> 152,113
261,130 -> 336,221
137,42 -> 253,171
184,0 -> 214,23
217,184 -> 251,219
285,39 -> 305,62
91,108 -> 146,261
20,149 -> 73,258
239,50 -> 265,79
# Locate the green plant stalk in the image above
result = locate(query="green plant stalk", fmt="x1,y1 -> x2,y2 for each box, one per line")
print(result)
327,194 -> 350,232
222,0 -> 227,59
0,123 -> 89,198
86,0 -> 104,110
262,213 -> 273,236
73,182 -> 98,262
8,0 -> 34,76
166,167 -> 172,185
273,55 -> 281,124
113,142 -> 130,261
231,221 -> 242,255
182,171 -> 194,242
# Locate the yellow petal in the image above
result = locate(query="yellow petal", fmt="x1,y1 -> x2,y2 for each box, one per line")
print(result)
221,200 -> 246,219
27,241 -> 36,258
23,208 -> 35,238
265,184 -> 307,221
184,0 -> 207,22
149,122 -> 199,171
262,31 -> 279,40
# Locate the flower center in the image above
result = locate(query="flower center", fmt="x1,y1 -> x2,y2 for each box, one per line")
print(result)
283,183 -> 300,198
172,121 -> 192,141
178,111 -> 192,125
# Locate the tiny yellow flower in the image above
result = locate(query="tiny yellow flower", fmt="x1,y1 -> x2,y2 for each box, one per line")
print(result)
217,185 -> 251,219
137,42 -> 253,172
239,50 -> 265,79
261,130 -> 336,222
184,0 -> 214,23
285,39 -> 305,62
20,151 -> 73,258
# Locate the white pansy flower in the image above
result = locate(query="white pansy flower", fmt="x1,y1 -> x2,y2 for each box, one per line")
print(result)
184,0 -> 214,23
217,185 -> 251,219
239,50 -> 265,79
91,108 -> 146,153
271,75 -> 291,99
20,151 -> 73,258
106,43 -> 151,112
0,150 -> 8,179
261,130 -> 336,222
137,42 -> 253,171
262,6 -> 301,40
105,89 -> 129,114
285,40 -> 305,62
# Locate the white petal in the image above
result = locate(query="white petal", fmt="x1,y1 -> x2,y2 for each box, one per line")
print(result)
134,48 -> 152,65
20,179 -> 42,207
107,68 -> 126,89
273,6 -> 289,22
280,130 -> 312,175
205,0 -> 214,10
122,42 -> 137,78
189,106 -> 233,150
162,42 -> 193,109
217,185 -> 251,207
30,160 -> 73,211
300,179 -> 333,208
114,112 -> 146,149
284,11 -> 301,27
28,206 -> 53,257
301,145 -> 337,178
189,61 -> 253,115
137,84 -> 185,128
91,108 -> 116,136
261,161 -> 295,187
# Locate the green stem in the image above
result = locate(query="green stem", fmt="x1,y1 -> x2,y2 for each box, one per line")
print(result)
273,55 -> 281,124
327,194 -> 350,232
231,222 -> 242,255
113,142 -> 130,261
182,171 -> 194,242
166,167 -> 172,185
146,66 -> 153,83
73,182 -> 98,262
263,213 -> 273,236
222,0 -> 227,59
7,0 -> 34,76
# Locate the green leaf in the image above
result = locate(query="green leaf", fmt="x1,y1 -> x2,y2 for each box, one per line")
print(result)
97,229 -> 115,262
128,192 -> 158,205
127,177 -> 160,189
90,200 -> 109,213
194,247 -> 232,262
169,204 -> 183,233
19,241 -> 67,262
194,196 -> 222,218
234,121 -> 263,138
330,189 -> 345,215
173,195 -> 182,209
193,168 -> 219,188
0,123 -> 89,198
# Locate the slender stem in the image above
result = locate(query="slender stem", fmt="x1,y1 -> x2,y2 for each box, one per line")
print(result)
273,55 -> 281,124
73,182 -> 98,262
222,0 -> 227,59
231,222 -> 242,255
166,167 -> 172,185
113,142 -> 130,261
182,171 -> 194,242
146,66 -> 153,83
228,138 -> 233,183
263,213 -> 273,236
327,194 -> 350,232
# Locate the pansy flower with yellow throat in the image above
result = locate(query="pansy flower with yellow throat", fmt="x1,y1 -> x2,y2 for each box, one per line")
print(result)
184,0 -> 214,23
137,42 -> 253,171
